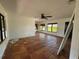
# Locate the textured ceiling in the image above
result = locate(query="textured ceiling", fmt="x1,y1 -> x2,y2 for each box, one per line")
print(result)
0,0 -> 75,19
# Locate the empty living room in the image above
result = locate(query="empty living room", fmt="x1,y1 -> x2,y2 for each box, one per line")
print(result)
0,0 -> 79,59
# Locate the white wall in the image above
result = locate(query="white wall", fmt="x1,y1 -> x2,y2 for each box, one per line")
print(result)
7,12 -> 36,39
37,18 -> 70,37
4,0 -> 36,39
0,3 -> 9,59
10,15 -> 36,39
8,14 -> 35,39
69,0 -> 79,59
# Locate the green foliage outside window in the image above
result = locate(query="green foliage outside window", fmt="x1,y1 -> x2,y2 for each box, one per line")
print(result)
48,23 -> 58,32
48,25 -> 52,32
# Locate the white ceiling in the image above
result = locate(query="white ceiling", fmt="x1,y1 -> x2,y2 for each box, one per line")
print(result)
0,0 -> 75,19
0,0 -> 17,13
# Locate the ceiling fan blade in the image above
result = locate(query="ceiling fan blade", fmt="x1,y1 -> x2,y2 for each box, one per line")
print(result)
40,13 -> 52,20
46,16 -> 52,17
69,0 -> 74,2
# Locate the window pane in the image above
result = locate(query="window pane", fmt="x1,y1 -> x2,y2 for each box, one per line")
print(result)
52,24 -> 58,32
40,24 -> 45,31
48,24 -> 52,32
40,26 -> 43,30
42,26 -> 45,30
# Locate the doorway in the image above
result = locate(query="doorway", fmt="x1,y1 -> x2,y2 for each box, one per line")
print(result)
64,22 -> 73,39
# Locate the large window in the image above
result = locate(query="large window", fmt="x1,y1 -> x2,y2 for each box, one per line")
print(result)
48,23 -> 58,32
40,24 -> 45,31
48,24 -> 52,32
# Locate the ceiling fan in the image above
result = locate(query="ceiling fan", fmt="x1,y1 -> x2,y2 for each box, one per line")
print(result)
69,0 -> 75,2
41,13 -> 52,20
